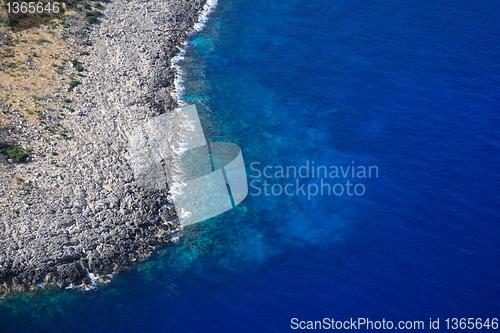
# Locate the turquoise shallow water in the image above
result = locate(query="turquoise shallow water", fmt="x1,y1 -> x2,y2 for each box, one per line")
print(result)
2,0 -> 500,331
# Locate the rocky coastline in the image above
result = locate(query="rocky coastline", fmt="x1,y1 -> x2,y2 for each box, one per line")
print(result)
0,0 -> 207,293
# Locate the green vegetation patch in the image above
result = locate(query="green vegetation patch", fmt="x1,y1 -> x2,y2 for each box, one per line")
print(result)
69,80 -> 80,90
0,143 -> 30,163
35,39 -> 52,45
0,17 -> 11,27
60,15 -> 74,23
87,10 -> 102,17
72,59 -> 84,72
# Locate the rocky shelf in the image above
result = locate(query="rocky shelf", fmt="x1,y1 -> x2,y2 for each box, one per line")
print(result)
0,0 -> 207,293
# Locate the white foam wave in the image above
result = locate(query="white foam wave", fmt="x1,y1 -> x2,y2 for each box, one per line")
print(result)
192,0 -> 219,33
165,0 -> 219,217
170,0 -> 218,107
170,41 -> 189,107
65,283 -> 84,290
82,272 -> 114,291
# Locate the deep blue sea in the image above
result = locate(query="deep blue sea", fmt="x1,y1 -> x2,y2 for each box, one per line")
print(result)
2,0 -> 499,331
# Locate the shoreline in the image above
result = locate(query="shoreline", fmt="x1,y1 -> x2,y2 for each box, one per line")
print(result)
0,0 -> 210,294
171,0 -> 218,107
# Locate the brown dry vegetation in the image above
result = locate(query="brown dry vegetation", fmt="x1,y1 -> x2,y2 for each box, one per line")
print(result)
0,2 -> 102,194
